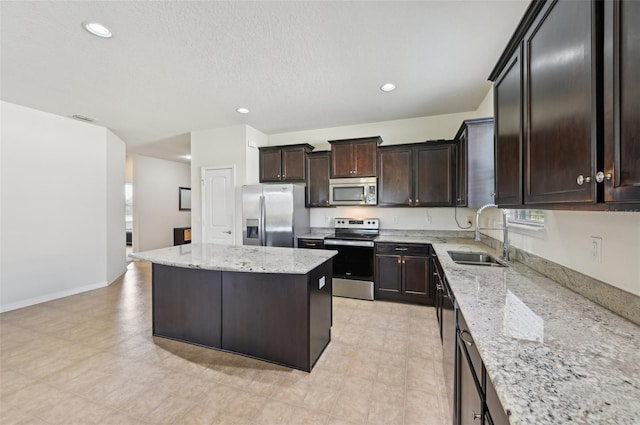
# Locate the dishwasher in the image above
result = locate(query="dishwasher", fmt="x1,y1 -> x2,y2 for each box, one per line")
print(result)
434,254 -> 456,424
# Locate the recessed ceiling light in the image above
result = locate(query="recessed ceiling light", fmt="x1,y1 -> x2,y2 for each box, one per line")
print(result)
236,107 -> 250,114
380,83 -> 396,92
82,21 -> 113,38
71,114 -> 95,122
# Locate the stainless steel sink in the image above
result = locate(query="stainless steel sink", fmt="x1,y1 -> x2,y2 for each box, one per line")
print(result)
447,251 -> 507,267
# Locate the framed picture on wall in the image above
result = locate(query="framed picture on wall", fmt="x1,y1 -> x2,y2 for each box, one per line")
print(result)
179,187 -> 191,211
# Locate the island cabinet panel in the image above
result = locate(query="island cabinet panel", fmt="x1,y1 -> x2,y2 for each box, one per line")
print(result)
152,264 -> 222,348
494,48 -> 524,207
221,259 -> 332,372
604,0 -> 640,204
523,0 -> 598,205
222,272 -> 308,370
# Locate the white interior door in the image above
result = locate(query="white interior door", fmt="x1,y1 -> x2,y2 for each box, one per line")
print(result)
202,166 -> 235,245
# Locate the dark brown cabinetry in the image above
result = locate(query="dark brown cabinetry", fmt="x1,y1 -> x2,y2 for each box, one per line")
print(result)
524,0 -> 598,205
305,151 -> 331,207
298,238 -> 325,249
259,144 -> 314,183
377,146 -> 413,206
377,142 -> 456,207
329,137 -> 381,178
456,311 -> 509,425
490,0 -> 640,210
454,119 -> 496,208
375,243 -> 433,305
603,0 -> 640,204
493,48 -> 524,207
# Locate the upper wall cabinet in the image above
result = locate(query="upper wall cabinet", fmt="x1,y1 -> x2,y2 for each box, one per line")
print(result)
329,136 -> 382,178
305,151 -> 331,207
454,118 -> 495,208
493,49 -> 524,207
378,142 -> 456,207
489,0 -> 640,209
523,0 -> 598,205
603,0 -> 640,203
259,144 -> 314,183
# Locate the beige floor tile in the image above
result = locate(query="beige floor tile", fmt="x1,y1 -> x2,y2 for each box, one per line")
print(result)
0,261 -> 451,425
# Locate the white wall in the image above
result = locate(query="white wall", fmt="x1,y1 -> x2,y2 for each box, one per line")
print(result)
191,125 -> 251,244
0,101 -> 125,312
106,130 -> 126,283
270,103 -> 488,232
131,155 -> 191,252
481,209 -> 640,296
311,206 -> 477,231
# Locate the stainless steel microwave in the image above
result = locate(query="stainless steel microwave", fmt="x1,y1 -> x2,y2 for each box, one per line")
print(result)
329,177 -> 377,206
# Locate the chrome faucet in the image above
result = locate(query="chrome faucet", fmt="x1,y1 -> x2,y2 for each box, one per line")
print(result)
475,204 -> 510,262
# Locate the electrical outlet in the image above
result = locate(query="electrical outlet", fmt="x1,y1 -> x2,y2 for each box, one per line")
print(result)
466,216 -> 473,226
590,236 -> 602,263
425,214 -> 432,224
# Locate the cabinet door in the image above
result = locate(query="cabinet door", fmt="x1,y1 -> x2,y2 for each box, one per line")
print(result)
331,143 -> 354,178
306,153 -> 330,207
494,48 -> 523,207
457,341 -> 483,425
378,147 -> 413,206
281,148 -> 306,182
354,141 -> 377,177
456,131 -> 468,207
414,144 -> 455,206
260,150 -> 282,182
402,256 -> 429,297
524,0 -> 597,204
375,255 -> 401,294
604,0 -> 640,203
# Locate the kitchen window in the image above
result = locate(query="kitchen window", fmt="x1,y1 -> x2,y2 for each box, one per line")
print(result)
507,209 -> 545,237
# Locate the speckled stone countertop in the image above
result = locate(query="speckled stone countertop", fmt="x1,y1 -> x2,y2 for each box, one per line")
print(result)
431,239 -> 640,425
129,243 -> 337,274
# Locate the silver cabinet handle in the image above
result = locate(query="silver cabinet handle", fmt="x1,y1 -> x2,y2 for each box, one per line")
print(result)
595,171 -> 613,183
577,175 -> 592,185
460,330 -> 474,346
394,247 -> 408,251
306,242 -> 317,247
472,412 -> 481,421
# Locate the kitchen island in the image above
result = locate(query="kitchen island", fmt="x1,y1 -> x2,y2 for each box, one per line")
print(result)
130,243 -> 337,372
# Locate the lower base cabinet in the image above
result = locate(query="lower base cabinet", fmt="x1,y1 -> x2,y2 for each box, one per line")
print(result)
375,243 -> 434,305
456,310 -> 509,425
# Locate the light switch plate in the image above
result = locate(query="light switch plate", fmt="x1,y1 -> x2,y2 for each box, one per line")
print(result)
590,236 -> 602,263
319,276 -> 326,289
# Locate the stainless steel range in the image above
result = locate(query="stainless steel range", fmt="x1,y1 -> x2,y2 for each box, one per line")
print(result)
324,218 -> 379,301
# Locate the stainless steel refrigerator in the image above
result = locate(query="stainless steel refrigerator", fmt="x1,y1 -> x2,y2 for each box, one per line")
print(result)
242,184 -> 309,247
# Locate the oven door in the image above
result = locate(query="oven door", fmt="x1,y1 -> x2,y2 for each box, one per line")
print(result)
324,239 -> 374,300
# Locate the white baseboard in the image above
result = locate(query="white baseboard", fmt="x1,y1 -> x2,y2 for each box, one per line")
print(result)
0,281 -> 108,313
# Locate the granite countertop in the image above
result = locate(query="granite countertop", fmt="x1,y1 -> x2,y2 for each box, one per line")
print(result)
129,243 -> 337,274
431,240 -> 640,425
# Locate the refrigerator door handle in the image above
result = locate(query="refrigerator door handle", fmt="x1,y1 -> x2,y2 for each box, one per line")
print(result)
259,195 -> 266,246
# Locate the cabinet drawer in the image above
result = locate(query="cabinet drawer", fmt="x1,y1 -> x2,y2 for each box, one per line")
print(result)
298,238 -> 324,249
375,243 -> 431,257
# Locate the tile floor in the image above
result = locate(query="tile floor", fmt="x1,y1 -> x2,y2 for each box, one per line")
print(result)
0,261 -> 451,425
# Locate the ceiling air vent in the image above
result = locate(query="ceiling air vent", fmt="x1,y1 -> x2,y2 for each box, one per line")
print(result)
71,114 -> 95,122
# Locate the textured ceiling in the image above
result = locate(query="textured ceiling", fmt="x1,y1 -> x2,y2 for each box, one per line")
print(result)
1,1 -> 529,161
